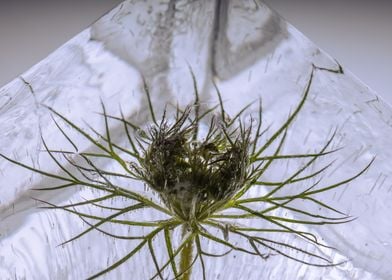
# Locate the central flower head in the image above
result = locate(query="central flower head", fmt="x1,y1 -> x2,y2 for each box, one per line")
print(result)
138,109 -> 251,220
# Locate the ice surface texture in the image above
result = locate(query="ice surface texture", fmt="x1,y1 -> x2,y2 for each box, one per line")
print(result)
0,0 -> 391,279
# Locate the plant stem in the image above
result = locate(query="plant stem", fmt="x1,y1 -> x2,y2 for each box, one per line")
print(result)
179,225 -> 194,280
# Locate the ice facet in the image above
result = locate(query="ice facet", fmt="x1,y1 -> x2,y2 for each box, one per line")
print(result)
0,1 -> 391,279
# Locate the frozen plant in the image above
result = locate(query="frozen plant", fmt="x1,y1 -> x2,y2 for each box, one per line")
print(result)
1,66 -> 372,279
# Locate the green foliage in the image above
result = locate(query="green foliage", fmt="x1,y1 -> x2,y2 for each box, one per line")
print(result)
0,65 -> 372,279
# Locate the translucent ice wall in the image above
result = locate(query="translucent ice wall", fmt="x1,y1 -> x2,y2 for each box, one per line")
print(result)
0,0 -> 391,279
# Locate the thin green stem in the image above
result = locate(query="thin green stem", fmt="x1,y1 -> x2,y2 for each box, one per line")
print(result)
179,225 -> 194,280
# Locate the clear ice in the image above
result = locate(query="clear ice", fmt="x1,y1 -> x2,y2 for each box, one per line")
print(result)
0,1 -> 391,279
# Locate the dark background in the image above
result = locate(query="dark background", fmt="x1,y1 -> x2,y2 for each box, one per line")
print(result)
0,0 -> 391,101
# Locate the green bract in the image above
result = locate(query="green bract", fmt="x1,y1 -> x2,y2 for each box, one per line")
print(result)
1,65 -> 372,280
137,107 -> 251,221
